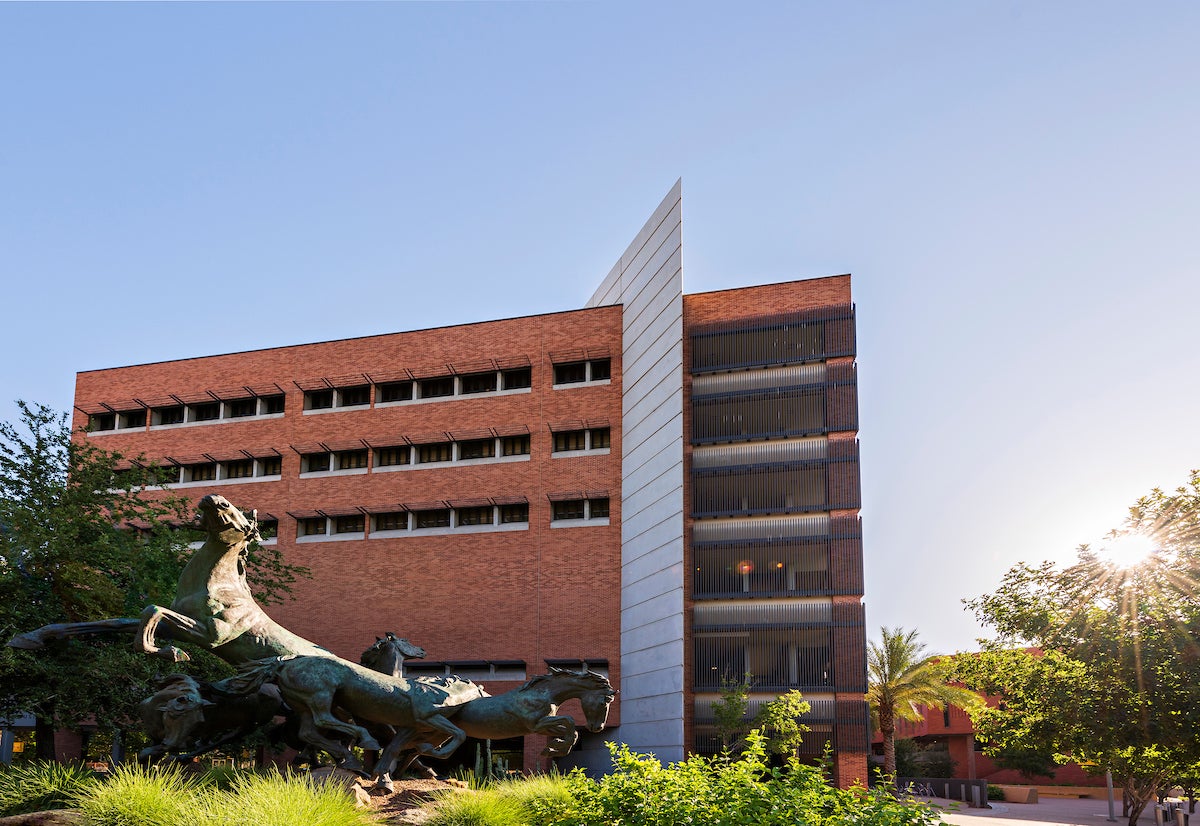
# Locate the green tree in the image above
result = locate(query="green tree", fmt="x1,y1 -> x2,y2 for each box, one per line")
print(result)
866,626 -> 979,779
0,402 -> 307,756
711,671 -> 752,752
951,470 -> 1200,825
751,689 -> 810,761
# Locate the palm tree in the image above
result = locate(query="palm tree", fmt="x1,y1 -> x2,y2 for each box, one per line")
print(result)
867,626 -> 979,778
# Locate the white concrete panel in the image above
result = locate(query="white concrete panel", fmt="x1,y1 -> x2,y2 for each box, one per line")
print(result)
623,438 -> 684,496
620,691 -> 690,724
623,665 -> 685,698
615,721 -> 685,762
622,536 -> 687,582
620,640 -> 686,677
621,592 -> 685,636
623,564 -> 685,608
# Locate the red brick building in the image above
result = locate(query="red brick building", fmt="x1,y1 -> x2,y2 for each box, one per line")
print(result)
71,183 -> 870,784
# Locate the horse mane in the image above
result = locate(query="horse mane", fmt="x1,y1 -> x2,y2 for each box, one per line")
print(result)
519,668 -> 611,692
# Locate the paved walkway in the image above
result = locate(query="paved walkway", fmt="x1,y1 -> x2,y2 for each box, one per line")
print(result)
933,796 -> 1170,826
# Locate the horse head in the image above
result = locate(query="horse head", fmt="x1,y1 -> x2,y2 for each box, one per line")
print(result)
360,632 -> 426,676
545,666 -> 616,732
197,495 -> 260,545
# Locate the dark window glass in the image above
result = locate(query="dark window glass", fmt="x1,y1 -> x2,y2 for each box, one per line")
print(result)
589,427 -> 611,449
227,399 -> 257,418
153,406 -> 185,425
502,367 -> 532,390
500,503 -> 529,524
554,362 -> 587,385
261,395 -> 286,414
224,459 -> 254,479
187,463 -> 217,482
160,465 -> 182,484
339,386 -> 370,407
298,517 -> 327,537
588,497 -> 610,518
378,382 -> 413,403
414,509 -> 451,529
334,514 -> 364,534
337,450 -> 368,470
419,376 -> 454,398
120,410 -> 147,429
460,372 -> 497,394
375,512 -> 407,531
457,506 -> 493,526
552,500 -> 585,521
257,519 -> 278,540
417,443 -> 452,463
501,435 -> 530,456
89,413 -> 116,431
376,446 -> 410,466
553,431 -> 586,452
306,390 -> 333,410
458,438 -> 495,460
304,453 -> 331,473
589,359 -> 611,380
258,456 -> 282,476
192,402 -> 220,421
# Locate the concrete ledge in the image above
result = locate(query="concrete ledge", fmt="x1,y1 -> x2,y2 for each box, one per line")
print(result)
997,785 -> 1038,804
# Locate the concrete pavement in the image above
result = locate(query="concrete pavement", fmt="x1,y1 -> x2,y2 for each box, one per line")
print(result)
933,795 -> 1173,826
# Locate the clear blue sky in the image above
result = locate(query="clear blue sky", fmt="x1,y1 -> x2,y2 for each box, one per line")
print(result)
2,2 -> 1197,655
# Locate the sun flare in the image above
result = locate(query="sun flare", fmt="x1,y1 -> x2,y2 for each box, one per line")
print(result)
1098,533 -> 1158,569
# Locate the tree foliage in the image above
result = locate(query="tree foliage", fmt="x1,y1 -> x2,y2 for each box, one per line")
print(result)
951,470 -> 1200,825
711,671 -> 752,752
751,689 -> 810,760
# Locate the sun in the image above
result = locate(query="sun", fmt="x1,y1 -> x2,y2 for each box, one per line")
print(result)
1098,533 -> 1158,569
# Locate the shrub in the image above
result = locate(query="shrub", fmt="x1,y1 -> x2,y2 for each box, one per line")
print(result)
425,788 -> 526,826
493,773 -> 574,826
203,771 -> 378,826
987,784 -> 1005,801
72,763 -> 202,826
0,760 -> 97,816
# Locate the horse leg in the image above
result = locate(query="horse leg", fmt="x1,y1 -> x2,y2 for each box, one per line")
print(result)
137,606 -> 212,661
372,727 -> 419,793
533,716 -> 579,757
8,617 -> 142,650
414,715 -> 467,759
295,711 -> 360,772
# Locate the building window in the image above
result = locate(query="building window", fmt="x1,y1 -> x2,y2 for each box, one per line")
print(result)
88,413 -> 116,432
298,516 -> 327,537
502,367 -> 531,390
257,519 -> 278,540
302,453 -> 331,473
588,497 -> 610,518
119,410 -> 147,429
152,406 -> 184,426
334,514 -> 364,534
227,399 -> 257,418
260,395 -> 286,415
223,459 -> 255,479
416,443 -> 452,464
418,377 -> 454,398
589,427 -> 611,449
553,431 -> 587,452
184,463 -> 217,483
191,402 -> 221,422
414,509 -> 451,529
552,500 -> 586,521
375,446 -> 410,467
501,435 -> 530,456
457,505 -> 493,526
554,362 -> 587,385
305,390 -> 334,411
258,456 -> 282,477
589,358 -> 611,381
338,385 -> 370,407
374,511 -> 408,532
460,372 -> 497,394
378,382 -> 413,403
500,503 -> 529,524
160,466 -> 182,484
458,438 -> 495,460
336,450 -> 369,470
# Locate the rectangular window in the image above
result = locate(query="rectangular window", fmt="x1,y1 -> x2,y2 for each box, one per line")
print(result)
460,372 -> 497,394
457,506 -> 493,526
418,376 -> 454,398
458,438 -> 495,460
378,381 -> 413,403
153,406 -> 185,425
303,453 -> 331,473
191,402 -> 220,421
224,459 -> 255,479
416,442 -> 452,464
501,435 -> 530,456
554,362 -> 587,385
185,463 -> 217,482
257,519 -> 278,540
374,511 -> 408,532
120,410 -> 147,429
589,427 -> 611,449
552,500 -> 586,521
500,503 -> 529,524
305,390 -> 334,410
160,466 -> 182,484
589,358 -> 611,381
414,509 -> 451,529
588,497 -> 610,518
257,456 -> 282,476
298,516 -> 327,537
89,413 -> 116,431
227,399 -> 257,418
336,450 -> 368,470
375,446 -> 410,467
334,514 -> 364,534
502,367 -> 532,390
553,431 -> 586,452
339,385 -> 370,407
260,395 -> 286,415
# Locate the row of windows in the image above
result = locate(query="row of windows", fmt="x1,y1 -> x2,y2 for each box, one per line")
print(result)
294,497 -> 609,539
131,456 -> 284,485
89,395 -> 285,432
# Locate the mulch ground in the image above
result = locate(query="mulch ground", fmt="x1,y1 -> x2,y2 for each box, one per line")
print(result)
364,776 -> 468,824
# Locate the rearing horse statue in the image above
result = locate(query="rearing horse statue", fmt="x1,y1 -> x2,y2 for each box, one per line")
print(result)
9,495 -> 332,666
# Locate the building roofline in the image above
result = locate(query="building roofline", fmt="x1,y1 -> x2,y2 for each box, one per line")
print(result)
685,273 -> 851,300
76,304 -> 622,375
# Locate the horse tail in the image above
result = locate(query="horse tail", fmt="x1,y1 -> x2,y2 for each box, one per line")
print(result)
212,655 -> 293,697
